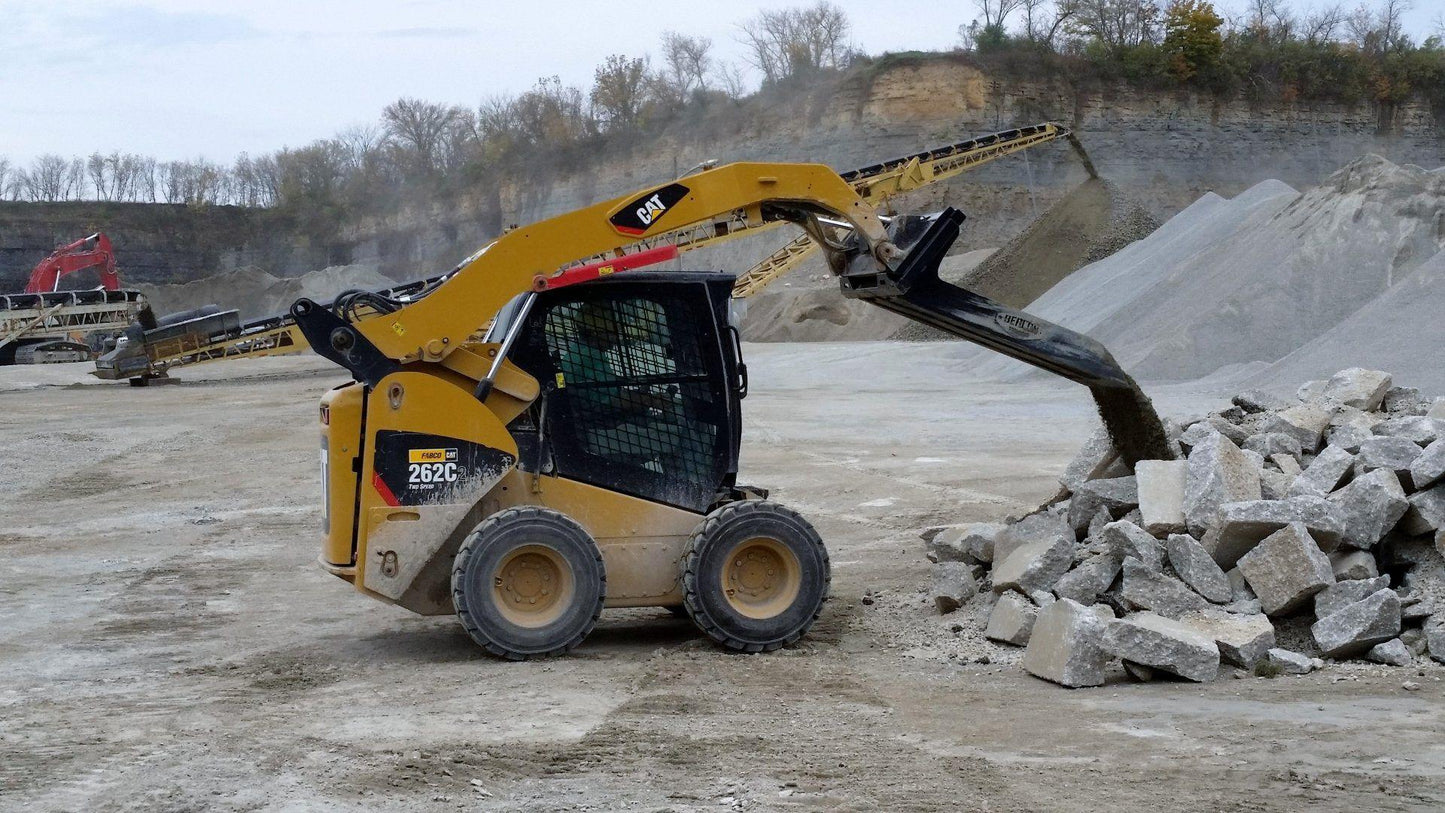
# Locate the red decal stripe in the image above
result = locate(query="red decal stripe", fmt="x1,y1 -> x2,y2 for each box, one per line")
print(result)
372,472 -> 401,507
543,245 -> 679,290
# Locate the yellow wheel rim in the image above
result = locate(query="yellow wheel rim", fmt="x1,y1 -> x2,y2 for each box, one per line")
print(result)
492,545 -> 574,628
720,537 -> 802,620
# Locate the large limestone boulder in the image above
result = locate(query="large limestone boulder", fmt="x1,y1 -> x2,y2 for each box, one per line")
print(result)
1183,432 -> 1262,536
984,591 -> 1038,645
1165,533 -> 1231,603
1100,612 -> 1220,682
992,535 -> 1073,596
1321,368 -> 1392,411
993,512 -> 1071,572
1136,459 -> 1187,535
1178,608 -> 1275,668
1288,445 -> 1355,498
1118,558 -> 1209,618
1203,496 -> 1345,567
1327,468 -> 1409,549
1310,588 -> 1401,658
1021,599 -> 1112,688
1052,553 -> 1123,606
1236,523 -> 1335,616
932,562 -> 976,614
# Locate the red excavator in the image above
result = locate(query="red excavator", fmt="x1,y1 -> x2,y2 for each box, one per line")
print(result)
2,233 -> 142,365
23,232 -> 121,293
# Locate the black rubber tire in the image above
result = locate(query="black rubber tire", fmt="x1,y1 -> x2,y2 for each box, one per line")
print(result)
682,500 -> 830,653
451,507 -> 605,660
128,377 -> 149,387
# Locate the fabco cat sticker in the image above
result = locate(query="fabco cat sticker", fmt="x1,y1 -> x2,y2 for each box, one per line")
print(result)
372,431 -> 514,506
608,183 -> 689,236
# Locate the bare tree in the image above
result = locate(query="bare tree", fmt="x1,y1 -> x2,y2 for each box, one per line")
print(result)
661,32 -> 713,99
231,153 -> 262,207
1020,0 -> 1077,45
1245,0 -> 1296,42
477,94 -> 520,143
63,158 -> 86,200
135,157 -> 158,203
109,153 -> 142,201
513,76 -> 589,146
1377,0 -> 1413,54
1066,0 -> 1163,54
160,158 -> 227,205
976,0 -> 1025,30
1303,3 -> 1346,42
86,153 -> 109,200
739,2 -> 852,84
22,155 -> 67,201
0,157 -> 9,201
1348,0 -> 1412,55
334,124 -> 386,173
382,97 -> 463,173
250,154 -> 279,207
439,109 -> 480,172
714,61 -> 751,98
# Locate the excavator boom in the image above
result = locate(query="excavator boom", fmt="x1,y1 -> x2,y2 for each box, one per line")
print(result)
24,233 -> 121,294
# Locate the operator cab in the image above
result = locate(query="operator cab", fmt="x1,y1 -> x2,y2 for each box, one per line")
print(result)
494,272 -> 746,514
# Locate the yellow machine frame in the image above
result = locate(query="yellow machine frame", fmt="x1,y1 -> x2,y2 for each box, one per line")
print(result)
315,161 -> 900,615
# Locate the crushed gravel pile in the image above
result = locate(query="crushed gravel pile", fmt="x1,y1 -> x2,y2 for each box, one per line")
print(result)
976,155 -> 1445,383
925,368 -> 1445,687
138,264 -> 396,322
955,178 -> 1157,310
894,178 -> 1157,342
1248,250 -> 1445,394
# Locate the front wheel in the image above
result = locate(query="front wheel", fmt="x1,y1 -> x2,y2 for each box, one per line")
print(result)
682,500 -> 830,652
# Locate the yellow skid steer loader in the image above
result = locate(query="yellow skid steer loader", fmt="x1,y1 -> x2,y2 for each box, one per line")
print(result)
295,156 -> 1171,659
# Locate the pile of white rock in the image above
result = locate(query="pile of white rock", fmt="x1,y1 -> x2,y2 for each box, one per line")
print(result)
927,368 -> 1445,687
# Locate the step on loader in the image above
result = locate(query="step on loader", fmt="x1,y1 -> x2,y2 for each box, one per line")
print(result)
294,157 -> 1172,659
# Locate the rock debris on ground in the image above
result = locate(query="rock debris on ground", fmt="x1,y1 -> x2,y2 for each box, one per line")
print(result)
927,368 -> 1445,687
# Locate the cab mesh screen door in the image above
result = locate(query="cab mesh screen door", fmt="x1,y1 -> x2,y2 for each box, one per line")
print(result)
538,292 -> 725,511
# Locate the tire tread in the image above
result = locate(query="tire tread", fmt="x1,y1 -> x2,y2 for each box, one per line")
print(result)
451,506 -> 605,660
681,500 -> 830,653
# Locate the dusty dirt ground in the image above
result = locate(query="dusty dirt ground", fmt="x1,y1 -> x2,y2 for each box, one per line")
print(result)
1,344 -> 1442,812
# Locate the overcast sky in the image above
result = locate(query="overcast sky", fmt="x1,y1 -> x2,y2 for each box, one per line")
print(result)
2,1 -> 1439,165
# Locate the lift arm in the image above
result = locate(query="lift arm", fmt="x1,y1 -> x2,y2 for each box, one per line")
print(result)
293,162 -> 897,379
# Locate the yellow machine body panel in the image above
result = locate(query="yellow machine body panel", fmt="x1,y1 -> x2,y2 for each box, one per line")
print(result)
319,381 -> 365,571
329,367 -> 524,615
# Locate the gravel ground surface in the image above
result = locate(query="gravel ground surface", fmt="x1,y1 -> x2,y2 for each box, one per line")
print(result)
1,345 -> 1442,811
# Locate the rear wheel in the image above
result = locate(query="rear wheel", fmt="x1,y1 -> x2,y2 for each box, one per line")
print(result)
682,500 -> 829,652
452,507 -> 605,660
